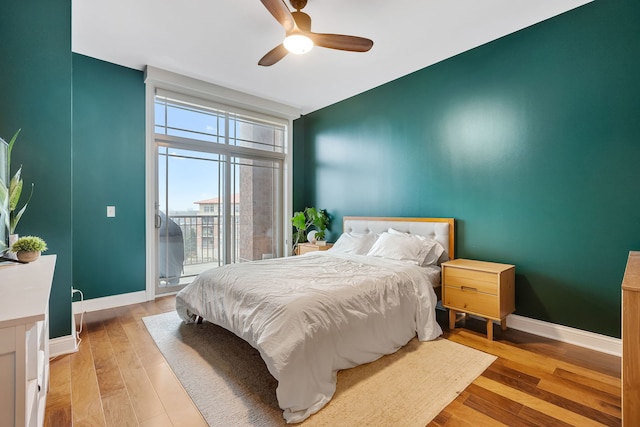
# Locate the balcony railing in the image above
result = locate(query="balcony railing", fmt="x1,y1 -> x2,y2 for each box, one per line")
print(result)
169,215 -> 218,266
159,213 -> 277,288
167,214 -> 241,266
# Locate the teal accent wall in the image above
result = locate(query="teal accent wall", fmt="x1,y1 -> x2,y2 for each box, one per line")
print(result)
295,0 -> 640,338
292,118 -> 312,212
0,0 -> 73,338
72,54 -> 146,299
1,4 -> 146,338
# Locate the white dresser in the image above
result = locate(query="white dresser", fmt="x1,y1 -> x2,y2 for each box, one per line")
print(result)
0,255 -> 56,427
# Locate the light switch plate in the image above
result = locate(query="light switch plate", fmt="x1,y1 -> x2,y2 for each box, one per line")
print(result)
107,206 -> 116,217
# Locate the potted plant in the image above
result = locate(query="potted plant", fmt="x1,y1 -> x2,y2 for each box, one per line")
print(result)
11,235 -> 47,262
291,207 -> 330,252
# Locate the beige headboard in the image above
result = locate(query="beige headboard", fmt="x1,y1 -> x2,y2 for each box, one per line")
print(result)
342,217 -> 455,261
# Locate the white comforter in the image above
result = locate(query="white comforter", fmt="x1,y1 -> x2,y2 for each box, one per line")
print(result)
175,251 -> 443,423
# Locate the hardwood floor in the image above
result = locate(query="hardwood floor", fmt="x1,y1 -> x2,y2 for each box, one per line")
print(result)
45,296 -> 621,426
433,313 -> 621,426
45,296 -> 207,427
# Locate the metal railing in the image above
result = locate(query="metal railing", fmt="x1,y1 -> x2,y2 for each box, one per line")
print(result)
170,215 -> 221,266
169,214 -> 242,266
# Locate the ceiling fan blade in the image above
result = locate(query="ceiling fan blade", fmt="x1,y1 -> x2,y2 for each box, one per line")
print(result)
309,33 -> 373,52
260,0 -> 296,33
258,44 -> 289,66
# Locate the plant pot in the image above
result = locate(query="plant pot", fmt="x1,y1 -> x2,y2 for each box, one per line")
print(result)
17,250 -> 40,263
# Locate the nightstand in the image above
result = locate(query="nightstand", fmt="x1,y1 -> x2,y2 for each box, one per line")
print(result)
295,242 -> 334,255
441,258 -> 515,340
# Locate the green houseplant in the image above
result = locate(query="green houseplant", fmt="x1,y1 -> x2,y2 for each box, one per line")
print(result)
291,207 -> 330,251
0,136 -> 8,254
11,235 -> 47,262
5,129 -> 34,234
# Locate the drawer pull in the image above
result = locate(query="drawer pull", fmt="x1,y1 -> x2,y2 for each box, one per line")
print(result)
461,286 -> 478,292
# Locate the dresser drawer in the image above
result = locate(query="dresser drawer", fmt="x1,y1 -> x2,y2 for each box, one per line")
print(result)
444,286 -> 500,319
443,267 -> 498,295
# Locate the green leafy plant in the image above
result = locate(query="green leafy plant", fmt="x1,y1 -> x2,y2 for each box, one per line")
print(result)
291,207 -> 330,249
2,129 -> 34,234
0,138 -> 8,252
11,235 -> 47,253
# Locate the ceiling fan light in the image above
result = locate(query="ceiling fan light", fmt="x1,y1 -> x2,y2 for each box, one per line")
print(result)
283,34 -> 314,55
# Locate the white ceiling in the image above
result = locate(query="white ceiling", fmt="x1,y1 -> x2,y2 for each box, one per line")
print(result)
72,0 -> 592,115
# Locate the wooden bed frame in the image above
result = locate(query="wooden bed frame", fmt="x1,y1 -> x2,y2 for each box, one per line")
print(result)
342,216 -> 455,259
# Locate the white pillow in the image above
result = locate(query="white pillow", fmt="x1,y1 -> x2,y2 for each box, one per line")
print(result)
421,239 -> 446,265
387,228 -> 445,266
329,232 -> 378,255
366,231 -> 430,265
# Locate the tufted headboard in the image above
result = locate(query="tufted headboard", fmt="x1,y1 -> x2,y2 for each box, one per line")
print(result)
342,217 -> 455,261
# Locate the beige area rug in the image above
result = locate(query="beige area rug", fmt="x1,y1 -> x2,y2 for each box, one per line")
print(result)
143,311 -> 496,426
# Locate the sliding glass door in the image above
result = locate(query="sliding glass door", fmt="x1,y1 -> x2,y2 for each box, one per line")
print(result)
229,156 -> 281,263
154,92 -> 285,295
156,147 -> 223,292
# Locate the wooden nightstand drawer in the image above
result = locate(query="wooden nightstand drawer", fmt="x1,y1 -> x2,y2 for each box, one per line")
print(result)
443,286 -> 500,318
443,268 -> 498,295
296,243 -> 334,255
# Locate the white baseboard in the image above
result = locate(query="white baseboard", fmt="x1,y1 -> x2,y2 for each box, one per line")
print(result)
72,290 -> 149,313
506,314 -> 621,357
51,291 -> 150,359
49,334 -> 78,358
48,299 -> 80,358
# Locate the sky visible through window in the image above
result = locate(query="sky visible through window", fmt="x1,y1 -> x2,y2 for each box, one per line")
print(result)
155,97 -> 284,215
158,147 -> 224,214
156,100 -> 226,214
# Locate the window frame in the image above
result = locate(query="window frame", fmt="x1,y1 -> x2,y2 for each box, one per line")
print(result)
155,89 -> 288,154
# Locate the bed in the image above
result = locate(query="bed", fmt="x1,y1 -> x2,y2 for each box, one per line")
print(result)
175,216 -> 455,423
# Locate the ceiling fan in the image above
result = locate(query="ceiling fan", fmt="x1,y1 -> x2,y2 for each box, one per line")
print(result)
258,0 -> 374,66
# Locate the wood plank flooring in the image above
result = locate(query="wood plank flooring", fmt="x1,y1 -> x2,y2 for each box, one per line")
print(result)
45,296 -> 621,426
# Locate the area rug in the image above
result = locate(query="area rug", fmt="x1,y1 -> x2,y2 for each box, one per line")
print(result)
143,311 -> 496,426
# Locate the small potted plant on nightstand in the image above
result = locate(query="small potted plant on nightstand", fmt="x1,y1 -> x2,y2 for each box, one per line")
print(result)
291,207 -> 330,254
11,235 -> 47,263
